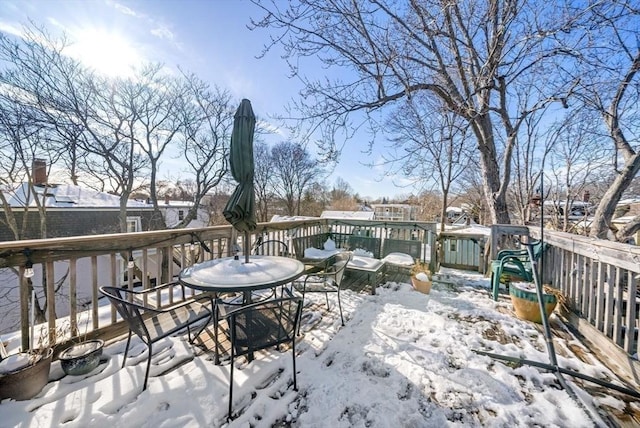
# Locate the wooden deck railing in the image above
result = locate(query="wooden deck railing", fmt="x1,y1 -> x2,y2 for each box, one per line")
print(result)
0,218 -> 437,353
491,224 -> 640,387
3,218 -> 639,386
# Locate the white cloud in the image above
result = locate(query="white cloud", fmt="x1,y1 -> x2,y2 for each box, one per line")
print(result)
151,25 -> 174,41
0,21 -> 23,37
108,1 -> 138,17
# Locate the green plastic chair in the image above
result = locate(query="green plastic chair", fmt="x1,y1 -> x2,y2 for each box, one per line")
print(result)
490,240 -> 547,301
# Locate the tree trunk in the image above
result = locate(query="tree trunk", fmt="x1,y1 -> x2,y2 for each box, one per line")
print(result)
474,116 -> 511,225
590,153 -> 640,239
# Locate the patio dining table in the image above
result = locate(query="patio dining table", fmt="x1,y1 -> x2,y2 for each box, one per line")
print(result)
179,255 -> 305,304
179,255 -> 305,363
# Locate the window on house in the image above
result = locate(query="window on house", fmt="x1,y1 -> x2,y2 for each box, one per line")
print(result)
126,217 -> 141,233
449,240 -> 457,252
178,210 -> 184,221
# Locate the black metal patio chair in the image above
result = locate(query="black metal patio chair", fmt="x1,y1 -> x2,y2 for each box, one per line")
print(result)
294,251 -> 352,329
100,282 -> 214,391
218,289 -> 302,421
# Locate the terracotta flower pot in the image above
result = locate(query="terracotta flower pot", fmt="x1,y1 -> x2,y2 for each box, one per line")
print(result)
411,273 -> 432,294
0,348 -> 53,401
509,283 -> 557,324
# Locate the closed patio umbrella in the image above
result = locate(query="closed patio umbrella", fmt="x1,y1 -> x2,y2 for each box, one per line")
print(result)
223,99 -> 257,263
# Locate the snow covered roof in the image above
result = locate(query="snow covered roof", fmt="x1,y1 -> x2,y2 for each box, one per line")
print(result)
320,210 -> 375,220
618,198 -> 640,205
443,225 -> 491,236
270,215 -> 319,222
159,200 -> 195,208
3,183 -> 151,209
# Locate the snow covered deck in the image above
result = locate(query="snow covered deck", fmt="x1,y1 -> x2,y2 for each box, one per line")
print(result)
0,270 -> 636,427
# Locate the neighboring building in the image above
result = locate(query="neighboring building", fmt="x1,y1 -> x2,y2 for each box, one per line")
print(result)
0,180 -> 210,334
371,204 -> 417,221
320,210 -> 375,220
446,206 -> 464,223
161,198 -> 210,229
0,182 -> 209,241
0,182 -> 152,241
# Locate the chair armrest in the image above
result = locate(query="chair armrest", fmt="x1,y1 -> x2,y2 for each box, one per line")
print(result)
161,291 -> 216,313
129,283 -> 214,313
302,271 -> 338,286
498,255 -> 529,267
495,248 -> 528,260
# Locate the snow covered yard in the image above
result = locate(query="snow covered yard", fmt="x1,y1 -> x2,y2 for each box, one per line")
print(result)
0,269 -> 636,427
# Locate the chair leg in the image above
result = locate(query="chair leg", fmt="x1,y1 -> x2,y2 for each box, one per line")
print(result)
292,334 -> 297,391
213,307 -> 220,365
325,293 -> 331,310
143,343 -> 152,391
491,270 -> 500,301
189,312 -> 211,345
297,291 -> 306,336
122,331 -> 133,369
228,347 -> 235,420
336,290 -> 344,326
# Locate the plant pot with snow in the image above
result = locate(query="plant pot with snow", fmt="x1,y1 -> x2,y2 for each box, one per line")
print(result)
59,339 -> 104,376
0,347 -> 53,401
509,282 -> 558,324
410,260 -> 432,294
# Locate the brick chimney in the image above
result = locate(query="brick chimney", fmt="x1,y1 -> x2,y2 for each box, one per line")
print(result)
583,190 -> 590,202
32,159 -> 47,185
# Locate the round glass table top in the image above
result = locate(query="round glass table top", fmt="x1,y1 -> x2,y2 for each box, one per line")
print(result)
179,255 -> 305,292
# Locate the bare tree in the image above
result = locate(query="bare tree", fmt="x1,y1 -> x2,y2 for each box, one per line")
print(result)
385,96 -> 471,231
564,1 -> 640,241
330,177 -> 358,210
271,141 -> 324,215
407,191 -> 442,222
132,65 -> 187,229
508,109 -> 555,225
175,72 -> 234,228
254,141 -> 276,222
250,0 -> 577,224
544,112 -> 610,233
457,167 -> 489,225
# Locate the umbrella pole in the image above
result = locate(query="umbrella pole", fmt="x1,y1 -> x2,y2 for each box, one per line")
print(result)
244,231 -> 250,263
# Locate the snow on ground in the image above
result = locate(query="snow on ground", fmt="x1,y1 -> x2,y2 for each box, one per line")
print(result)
0,269 -> 631,427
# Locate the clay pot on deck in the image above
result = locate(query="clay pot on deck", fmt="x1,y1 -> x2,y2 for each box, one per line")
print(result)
0,348 -> 53,401
509,283 -> 557,324
411,272 -> 433,294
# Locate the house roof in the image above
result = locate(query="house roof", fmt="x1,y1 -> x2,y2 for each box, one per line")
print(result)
270,215 -> 319,222
3,183 -> 152,209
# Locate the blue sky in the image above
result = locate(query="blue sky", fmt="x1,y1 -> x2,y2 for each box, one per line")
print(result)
0,0 -> 419,200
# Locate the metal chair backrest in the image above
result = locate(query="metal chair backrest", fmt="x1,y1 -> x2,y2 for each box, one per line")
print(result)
326,252 -> 352,287
100,286 -> 150,342
254,239 -> 289,257
227,294 -> 302,358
